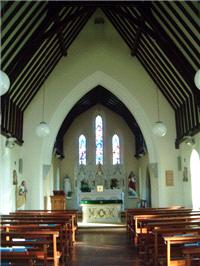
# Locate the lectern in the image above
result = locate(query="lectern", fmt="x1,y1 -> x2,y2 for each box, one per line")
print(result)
50,190 -> 66,210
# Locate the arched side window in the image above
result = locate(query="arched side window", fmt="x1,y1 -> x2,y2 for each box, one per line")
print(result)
190,149 -> 200,209
95,115 -> 103,164
112,134 -> 120,164
79,134 -> 86,165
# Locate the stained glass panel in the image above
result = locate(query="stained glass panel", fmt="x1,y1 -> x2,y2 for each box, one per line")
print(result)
112,134 -> 120,164
95,115 -> 103,164
79,134 -> 86,165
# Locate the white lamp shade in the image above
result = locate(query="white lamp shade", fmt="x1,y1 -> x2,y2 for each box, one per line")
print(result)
152,121 -> 167,137
36,121 -> 50,137
5,137 -> 16,149
194,69 -> 200,90
0,70 -> 10,96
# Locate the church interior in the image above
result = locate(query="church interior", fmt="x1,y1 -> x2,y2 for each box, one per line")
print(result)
0,1 -> 200,265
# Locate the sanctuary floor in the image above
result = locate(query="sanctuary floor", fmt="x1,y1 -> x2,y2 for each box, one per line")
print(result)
66,226 -> 142,266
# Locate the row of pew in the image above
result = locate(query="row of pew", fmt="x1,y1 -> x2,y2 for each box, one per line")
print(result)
0,209 -> 78,265
125,207 -> 200,266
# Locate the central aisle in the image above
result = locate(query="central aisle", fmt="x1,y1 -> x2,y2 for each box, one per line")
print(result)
66,226 -> 142,266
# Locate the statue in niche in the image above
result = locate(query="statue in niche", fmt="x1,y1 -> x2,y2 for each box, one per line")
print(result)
80,178 -> 91,192
64,176 -> 72,198
95,162 -> 105,187
110,178 -> 119,189
128,171 -> 137,198
17,180 -> 28,210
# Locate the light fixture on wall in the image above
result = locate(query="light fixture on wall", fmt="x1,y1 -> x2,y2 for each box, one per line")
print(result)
152,87 -> 167,137
184,136 -> 195,146
0,70 -> 10,96
5,137 -> 16,149
35,66 -> 50,137
194,69 -> 200,90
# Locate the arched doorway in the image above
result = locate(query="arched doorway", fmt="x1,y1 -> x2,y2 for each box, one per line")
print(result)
190,149 -> 200,209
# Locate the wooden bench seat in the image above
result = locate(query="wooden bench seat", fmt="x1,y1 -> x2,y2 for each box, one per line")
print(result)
182,246 -> 200,266
163,235 -> 200,266
8,210 -> 78,243
1,230 -> 60,266
134,213 -> 200,247
1,223 -> 69,260
126,209 -> 198,244
0,216 -> 72,260
125,207 -> 191,232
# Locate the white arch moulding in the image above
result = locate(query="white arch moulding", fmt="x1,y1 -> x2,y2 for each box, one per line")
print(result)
41,71 -> 158,165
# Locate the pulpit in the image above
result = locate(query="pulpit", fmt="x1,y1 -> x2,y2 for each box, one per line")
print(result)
50,190 -> 66,210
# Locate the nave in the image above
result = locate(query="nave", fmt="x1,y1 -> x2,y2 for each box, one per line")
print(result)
66,226 -> 141,266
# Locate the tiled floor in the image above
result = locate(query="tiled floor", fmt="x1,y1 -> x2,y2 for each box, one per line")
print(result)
66,226 -> 142,266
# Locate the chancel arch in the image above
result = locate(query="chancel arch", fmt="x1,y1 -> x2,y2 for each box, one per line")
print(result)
38,71 -> 160,209
41,71 -> 157,165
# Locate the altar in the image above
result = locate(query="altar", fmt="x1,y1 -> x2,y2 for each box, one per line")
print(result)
81,199 -> 122,223
79,189 -> 124,223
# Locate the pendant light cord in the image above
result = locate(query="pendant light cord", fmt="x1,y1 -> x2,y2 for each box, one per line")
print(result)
156,87 -> 160,121
42,53 -> 48,122
42,81 -> 45,121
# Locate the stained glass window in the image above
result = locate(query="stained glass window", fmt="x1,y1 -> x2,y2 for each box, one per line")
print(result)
95,115 -> 103,164
79,134 -> 86,165
112,134 -> 120,164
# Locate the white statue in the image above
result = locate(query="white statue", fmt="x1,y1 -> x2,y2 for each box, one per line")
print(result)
64,176 -> 72,198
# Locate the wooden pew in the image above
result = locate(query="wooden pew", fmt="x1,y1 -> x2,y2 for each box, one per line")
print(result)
2,213 -> 76,245
0,216 -> 72,260
133,212 -> 200,247
1,229 -> 60,266
1,223 -> 69,263
164,235 -> 200,266
182,246 -> 200,266
125,208 -> 200,265
9,210 -> 78,243
125,207 -> 188,232
152,227 -> 200,266
126,208 -> 194,242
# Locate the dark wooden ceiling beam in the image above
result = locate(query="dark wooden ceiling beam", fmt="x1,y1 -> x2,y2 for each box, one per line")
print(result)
5,6 -> 90,85
2,2 -> 35,45
102,9 -> 134,49
1,1 -> 25,30
65,9 -> 96,49
19,46 -> 62,110
137,50 -> 176,109
48,5 -> 68,56
112,6 -> 156,39
109,8 -> 136,47
49,1 -> 145,7
43,7 -> 91,39
154,3 -> 199,67
137,5 -> 200,107
131,16 -> 144,56
5,7 -> 51,83
2,2 -> 45,69
22,53 -> 62,111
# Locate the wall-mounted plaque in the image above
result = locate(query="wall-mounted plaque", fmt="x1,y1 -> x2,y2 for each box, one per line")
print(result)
165,170 -> 174,186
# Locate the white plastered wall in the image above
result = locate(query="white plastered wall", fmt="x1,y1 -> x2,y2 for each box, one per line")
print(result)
8,9 -> 182,210
0,135 -> 23,213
